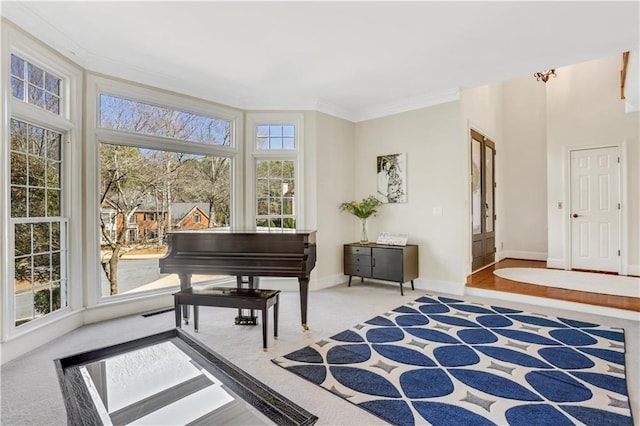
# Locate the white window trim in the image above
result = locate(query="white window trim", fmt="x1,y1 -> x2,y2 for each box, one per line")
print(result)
1,21 -> 83,341
84,74 -> 244,307
245,113 -> 304,229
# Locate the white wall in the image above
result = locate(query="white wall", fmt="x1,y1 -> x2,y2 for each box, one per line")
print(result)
546,55 -> 640,274
500,77 -> 548,260
459,84 -> 503,270
314,112 -> 356,288
353,102 -> 468,290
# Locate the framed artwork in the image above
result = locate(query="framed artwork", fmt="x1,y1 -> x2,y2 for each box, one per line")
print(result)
376,153 -> 407,203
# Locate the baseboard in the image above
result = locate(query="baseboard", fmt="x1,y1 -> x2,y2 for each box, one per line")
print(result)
413,278 -> 465,296
314,274 -> 349,291
82,293 -> 174,325
546,258 -> 567,269
627,265 -> 640,276
545,259 -> 639,276
500,250 -> 547,261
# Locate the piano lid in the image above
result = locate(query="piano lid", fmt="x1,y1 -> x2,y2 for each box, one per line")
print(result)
167,228 -> 316,235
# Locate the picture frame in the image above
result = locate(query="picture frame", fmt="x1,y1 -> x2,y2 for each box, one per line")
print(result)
376,153 -> 407,203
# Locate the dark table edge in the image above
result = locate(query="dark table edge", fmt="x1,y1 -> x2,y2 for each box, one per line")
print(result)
54,328 -> 318,426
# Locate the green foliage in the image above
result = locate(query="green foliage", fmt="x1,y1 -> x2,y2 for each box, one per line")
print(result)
34,287 -> 61,315
339,195 -> 383,219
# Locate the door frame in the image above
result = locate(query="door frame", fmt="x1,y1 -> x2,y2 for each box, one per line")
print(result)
468,126 -> 499,274
564,141 -> 628,275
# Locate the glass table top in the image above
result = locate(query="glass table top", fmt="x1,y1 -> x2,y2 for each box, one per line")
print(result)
55,328 -> 317,426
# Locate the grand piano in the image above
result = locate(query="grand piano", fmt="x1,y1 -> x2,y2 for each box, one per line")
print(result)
159,229 -> 317,330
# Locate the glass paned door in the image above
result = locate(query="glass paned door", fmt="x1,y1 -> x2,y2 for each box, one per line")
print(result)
471,129 -> 496,271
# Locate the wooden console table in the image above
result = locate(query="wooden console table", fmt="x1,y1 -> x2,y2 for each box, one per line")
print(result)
344,243 -> 419,295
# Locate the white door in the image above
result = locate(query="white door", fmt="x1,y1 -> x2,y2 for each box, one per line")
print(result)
570,147 -> 620,272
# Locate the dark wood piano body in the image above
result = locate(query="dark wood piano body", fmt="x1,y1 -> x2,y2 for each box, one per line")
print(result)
159,229 -> 316,328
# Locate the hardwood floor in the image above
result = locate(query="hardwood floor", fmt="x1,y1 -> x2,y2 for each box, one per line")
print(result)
466,258 -> 640,312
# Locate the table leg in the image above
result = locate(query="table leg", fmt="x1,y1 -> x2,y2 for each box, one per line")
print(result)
262,304 -> 268,352
194,305 -> 199,333
178,273 -> 191,324
174,297 -> 181,328
400,282 -> 404,296
274,294 -> 279,340
411,280 -> 415,291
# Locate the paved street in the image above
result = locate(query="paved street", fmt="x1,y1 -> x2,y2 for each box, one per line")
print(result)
15,256 -> 224,321
101,257 -> 166,294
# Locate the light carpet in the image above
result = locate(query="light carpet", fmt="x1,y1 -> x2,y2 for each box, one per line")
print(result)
273,295 -> 633,426
493,268 -> 640,298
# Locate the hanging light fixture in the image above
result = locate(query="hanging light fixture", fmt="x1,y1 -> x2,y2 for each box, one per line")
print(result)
534,69 -> 557,83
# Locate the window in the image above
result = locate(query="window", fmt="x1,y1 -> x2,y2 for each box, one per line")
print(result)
3,40 -> 80,335
256,125 -> 295,150
248,114 -> 303,231
11,54 -> 62,114
92,87 -> 239,299
256,160 -> 296,229
99,94 -> 231,146
11,121 -> 66,326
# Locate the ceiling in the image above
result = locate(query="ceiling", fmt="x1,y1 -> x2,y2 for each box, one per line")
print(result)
2,1 -> 639,121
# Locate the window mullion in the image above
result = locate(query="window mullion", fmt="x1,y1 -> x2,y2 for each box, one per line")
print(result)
95,128 -> 236,158
9,100 -> 74,133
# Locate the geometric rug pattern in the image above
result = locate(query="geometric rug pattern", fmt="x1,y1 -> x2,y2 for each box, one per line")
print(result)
273,295 -> 633,426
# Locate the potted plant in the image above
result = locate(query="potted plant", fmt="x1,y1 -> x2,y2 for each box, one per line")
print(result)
339,195 -> 383,244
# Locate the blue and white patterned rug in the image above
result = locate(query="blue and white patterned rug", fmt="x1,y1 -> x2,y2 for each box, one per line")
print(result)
272,295 -> 633,425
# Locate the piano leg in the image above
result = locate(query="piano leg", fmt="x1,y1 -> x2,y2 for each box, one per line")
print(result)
178,272 -> 191,325
298,277 -> 310,331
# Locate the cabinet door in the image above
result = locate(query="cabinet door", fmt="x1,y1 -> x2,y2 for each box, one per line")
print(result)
372,248 -> 402,282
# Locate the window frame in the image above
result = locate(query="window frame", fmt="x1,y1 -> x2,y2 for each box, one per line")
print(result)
245,113 -> 304,230
1,22 -> 83,340
84,75 -> 243,306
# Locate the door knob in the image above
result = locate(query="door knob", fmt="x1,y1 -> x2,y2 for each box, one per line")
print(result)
572,213 -> 581,218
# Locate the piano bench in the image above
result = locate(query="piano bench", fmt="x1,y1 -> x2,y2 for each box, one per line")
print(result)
173,287 -> 280,352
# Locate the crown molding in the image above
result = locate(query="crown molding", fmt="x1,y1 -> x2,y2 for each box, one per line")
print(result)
352,88 -> 461,122
314,98 -> 358,122
1,3 -> 88,65
3,4 -> 462,123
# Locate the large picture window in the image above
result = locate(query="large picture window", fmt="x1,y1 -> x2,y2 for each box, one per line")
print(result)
95,92 -> 236,298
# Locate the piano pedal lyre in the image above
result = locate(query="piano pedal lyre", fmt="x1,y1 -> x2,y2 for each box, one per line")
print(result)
235,275 -> 258,326
234,315 -> 258,326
